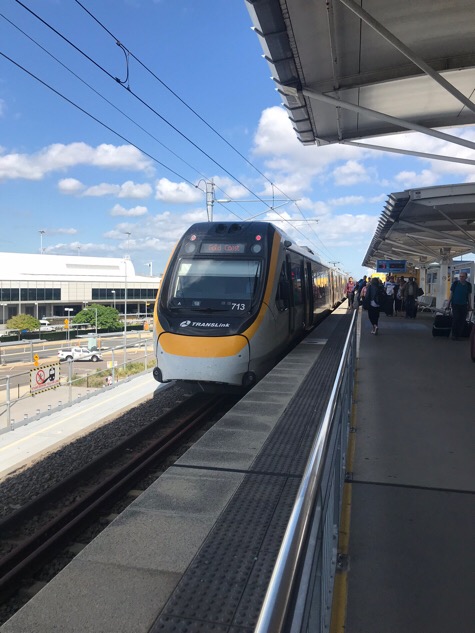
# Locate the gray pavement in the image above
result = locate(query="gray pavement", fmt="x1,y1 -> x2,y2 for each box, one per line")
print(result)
346,311 -> 475,633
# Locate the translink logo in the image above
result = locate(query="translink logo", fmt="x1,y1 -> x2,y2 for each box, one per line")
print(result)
180,320 -> 229,328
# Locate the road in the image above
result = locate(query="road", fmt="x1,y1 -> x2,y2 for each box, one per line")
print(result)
0,333 -> 154,395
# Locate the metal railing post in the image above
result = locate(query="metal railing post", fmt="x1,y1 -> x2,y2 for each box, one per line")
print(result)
111,348 -> 115,383
68,360 -> 73,404
6,375 -> 11,431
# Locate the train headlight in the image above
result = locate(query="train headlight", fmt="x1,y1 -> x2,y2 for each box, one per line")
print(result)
184,243 -> 196,253
251,244 -> 262,253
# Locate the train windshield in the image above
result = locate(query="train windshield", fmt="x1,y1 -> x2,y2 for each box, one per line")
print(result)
168,259 -> 261,312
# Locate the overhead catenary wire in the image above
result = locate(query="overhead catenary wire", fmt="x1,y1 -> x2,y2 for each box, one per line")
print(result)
73,0 -> 328,245
12,0 -> 327,250
8,1 -> 339,261
0,10 -> 254,222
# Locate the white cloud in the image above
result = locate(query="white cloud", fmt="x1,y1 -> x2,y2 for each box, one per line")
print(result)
252,106 -> 373,194
155,178 -> 202,203
332,161 -> 374,186
117,181 -> 153,198
58,178 -> 84,194
394,169 -> 438,188
328,195 -> 365,207
59,179 -> 153,198
110,204 -> 148,217
84,183 -> 121,197
0,143 -> 152,182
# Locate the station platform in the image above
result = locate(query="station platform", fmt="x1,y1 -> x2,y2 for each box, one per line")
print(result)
0,307 -> 474,632
342,310 -> 475,633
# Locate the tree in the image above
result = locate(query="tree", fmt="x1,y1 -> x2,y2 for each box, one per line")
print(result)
72,305 -> 121,331
7,314 -> 40,332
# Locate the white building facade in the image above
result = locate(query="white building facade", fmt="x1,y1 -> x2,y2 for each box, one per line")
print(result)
0,252 -> 160,325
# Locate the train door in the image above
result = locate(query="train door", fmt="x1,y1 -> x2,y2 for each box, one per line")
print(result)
289,254 -> 304,333
304,261 -> 314,327
275,258 -> 292,334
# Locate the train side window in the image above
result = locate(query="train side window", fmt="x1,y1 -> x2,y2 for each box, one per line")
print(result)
290,259 -> 304,305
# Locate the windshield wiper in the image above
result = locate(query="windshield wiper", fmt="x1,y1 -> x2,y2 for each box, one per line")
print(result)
189,307 -> 228,313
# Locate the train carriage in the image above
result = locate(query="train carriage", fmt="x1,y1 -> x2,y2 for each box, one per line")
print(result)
153,222 -> 345,388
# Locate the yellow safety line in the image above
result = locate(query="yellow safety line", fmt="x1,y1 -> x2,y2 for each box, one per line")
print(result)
0,380 -> 150,453
330,360 -> 359,633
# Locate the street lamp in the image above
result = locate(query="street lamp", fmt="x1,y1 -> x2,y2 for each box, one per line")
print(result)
94,307 -> 98,336
111,290 -> 116,310
39,229 -> 46,254
123,257 -> 128,366
34,302 -> 39,320
1,303 -> 7,325
64,308 -> 73,342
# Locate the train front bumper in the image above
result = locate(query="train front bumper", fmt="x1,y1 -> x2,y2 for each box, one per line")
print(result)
156,333 -> 250,386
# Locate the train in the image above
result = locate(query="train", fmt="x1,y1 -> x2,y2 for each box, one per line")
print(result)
152,221 -> 346,388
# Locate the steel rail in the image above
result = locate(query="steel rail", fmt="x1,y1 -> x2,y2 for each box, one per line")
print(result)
255,310 -> 357,632
0,395 -> 228,596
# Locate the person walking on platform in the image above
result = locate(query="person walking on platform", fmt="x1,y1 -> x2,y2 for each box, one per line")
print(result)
356,275 -> 367,305
363,277 -> 384,334
449,272 -> 472,340
345,277 -> 356,309
394,277 -> 406,316
383,275 -> 396,316
403,277 -> 419,318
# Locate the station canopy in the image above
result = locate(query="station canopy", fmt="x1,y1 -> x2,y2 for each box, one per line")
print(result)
246,0 -> 475,155
362,183 -> 475,269
246,0 -> 475,268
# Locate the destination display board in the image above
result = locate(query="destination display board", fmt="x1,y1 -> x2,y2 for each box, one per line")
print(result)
200,243 -> 246,254
376,259 -> 406,273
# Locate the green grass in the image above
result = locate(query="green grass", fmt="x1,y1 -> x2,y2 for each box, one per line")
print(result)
72,358 -> 156,388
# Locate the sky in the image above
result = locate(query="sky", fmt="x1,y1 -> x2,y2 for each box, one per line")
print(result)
1,0 -> 475,280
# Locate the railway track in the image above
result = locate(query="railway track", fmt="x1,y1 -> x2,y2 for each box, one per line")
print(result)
0,392 -> 237,610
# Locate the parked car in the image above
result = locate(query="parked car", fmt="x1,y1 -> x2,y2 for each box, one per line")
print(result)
39,319 -> 55,332
58,347 -> 103,362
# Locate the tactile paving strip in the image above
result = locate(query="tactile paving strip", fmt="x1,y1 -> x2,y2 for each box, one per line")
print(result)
149,314 -> 351,632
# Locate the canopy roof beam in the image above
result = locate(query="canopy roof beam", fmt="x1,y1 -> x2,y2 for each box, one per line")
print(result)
397,219 -> 475,249
342,141 -> 475,166
279,84 -> 475,153
337,0 -> 475,115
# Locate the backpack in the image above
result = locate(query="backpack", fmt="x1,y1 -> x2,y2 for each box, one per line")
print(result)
363,285 -> 385,309
375,286 -> 386,307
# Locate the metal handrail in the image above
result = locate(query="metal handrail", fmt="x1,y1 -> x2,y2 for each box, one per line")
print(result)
255,310 -> 357,632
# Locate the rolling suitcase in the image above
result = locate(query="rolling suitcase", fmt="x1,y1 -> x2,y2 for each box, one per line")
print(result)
460,310 -> 473,338
469,311 -> 475,363
432,311 -> 452,337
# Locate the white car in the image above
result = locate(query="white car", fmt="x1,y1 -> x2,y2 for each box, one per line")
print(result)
39,320 -> 55,332
58,347 -> 103,362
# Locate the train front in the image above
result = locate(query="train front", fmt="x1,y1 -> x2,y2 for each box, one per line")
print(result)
153,222 -> 273,387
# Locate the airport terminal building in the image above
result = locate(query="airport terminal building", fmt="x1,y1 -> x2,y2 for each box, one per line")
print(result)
0,252 -> 160,326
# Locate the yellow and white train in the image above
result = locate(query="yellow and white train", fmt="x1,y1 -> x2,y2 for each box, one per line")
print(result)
153,222 -> 345,388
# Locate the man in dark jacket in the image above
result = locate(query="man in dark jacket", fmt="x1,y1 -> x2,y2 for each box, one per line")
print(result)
449,272 -> 472,340
403,277 -> 419,318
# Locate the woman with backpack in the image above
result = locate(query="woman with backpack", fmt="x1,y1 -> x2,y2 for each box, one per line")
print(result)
363,277 -> 385,334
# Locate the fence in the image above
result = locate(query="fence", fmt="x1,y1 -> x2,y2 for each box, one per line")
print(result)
0,341 -> 155,435
255,310 -> 357,633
